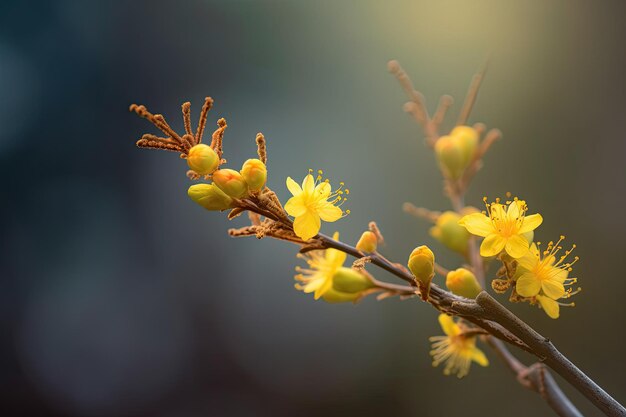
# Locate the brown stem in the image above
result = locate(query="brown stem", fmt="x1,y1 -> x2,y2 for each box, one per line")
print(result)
450,292 -> 625,417
316,231 -> 624,416
486,337 -> 583,417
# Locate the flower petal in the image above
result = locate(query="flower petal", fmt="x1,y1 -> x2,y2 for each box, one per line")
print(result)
315,181 -> 331,199
480,234 -> 506,257
284,196 -> 307,217
516,272 -> 542,297
318,203 -> 342,222
541,279 -> 566,300
313,275 -> 333,299
505,234 -> 530,259
302,274 -> 325,293
302,174 -> 315,194
551,268 -> 569,283
293,211 -> 321,241
519,213 -> 543,234
438,314 -> 460,337
325,247 -> 347,268
517,247 -> 539,271
507,200 -> 523,219
459,213 -> 493,237
471,348 -> 489,367
490,203 -> 507,222
537,295 -> 560,319
286,176 -> 302,196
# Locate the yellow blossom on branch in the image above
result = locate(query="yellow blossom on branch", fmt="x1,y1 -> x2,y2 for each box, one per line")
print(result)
515,238 -> 580,319
429,314 -> 488,378
285,170 -> 348,241
294,232 -> 347,299
458,197 -> 542,258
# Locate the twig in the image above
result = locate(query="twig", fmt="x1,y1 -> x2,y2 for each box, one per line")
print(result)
237,202 -> 624,415
449,292 -> 625,417
486,337 -> 583,417
456,59 -> 488,126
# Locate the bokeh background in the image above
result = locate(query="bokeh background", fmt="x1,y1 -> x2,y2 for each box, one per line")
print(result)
1,1 -> 625,416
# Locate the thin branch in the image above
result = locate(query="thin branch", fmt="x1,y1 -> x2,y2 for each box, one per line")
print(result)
319,225 -> 622,415
486,337 -> 583,417
456,59 -> 488,126
450,292 -> 625,417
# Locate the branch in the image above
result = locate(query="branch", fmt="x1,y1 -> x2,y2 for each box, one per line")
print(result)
486,337 -> 583,417
317,232 -> 625,416
388,60 -> 590,415
451,292 -> 625,417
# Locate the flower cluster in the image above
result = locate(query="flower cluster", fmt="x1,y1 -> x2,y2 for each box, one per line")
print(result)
459,197 -> 581,319
129,79 -> 583,387
129,97 -> 349,247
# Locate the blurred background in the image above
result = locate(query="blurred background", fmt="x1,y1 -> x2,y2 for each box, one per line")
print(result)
1,0 -> 625,416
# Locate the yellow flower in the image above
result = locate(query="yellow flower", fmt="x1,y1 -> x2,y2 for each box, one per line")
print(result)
294,232 -> 347,299
515,237 -> 580,319
429,314 -> 488,378
459,197 -> 543,258
285,170 -> 348,241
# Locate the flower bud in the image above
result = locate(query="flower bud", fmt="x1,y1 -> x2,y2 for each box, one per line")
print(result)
188,183 -> 235,211
446,268 -> 482,299
321,288 -> 360,303
212,168 -> 249,198
240,158 -> 267,191
356,231 -> 378,253
434,135 -> 466,179
187,144 -> 219,175
430,211 -> 471,254
408,245 -> 435,301
450,125 -> 479,166
332,267 -> 374,294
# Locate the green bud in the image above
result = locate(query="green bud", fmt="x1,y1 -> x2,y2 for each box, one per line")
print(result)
408,245 -> 435,301
332,267 -> 374,294
188,183 -> 235,211
321,288 -> 360,303
212,168 -> 249,198
435,135 -> 466,179
450,125 -> 479,166
430,211 -> 471,254
356,231 -> 378,253
240,158 -> 267,191
187,144 -> 219,175
446,268 -> 482,299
